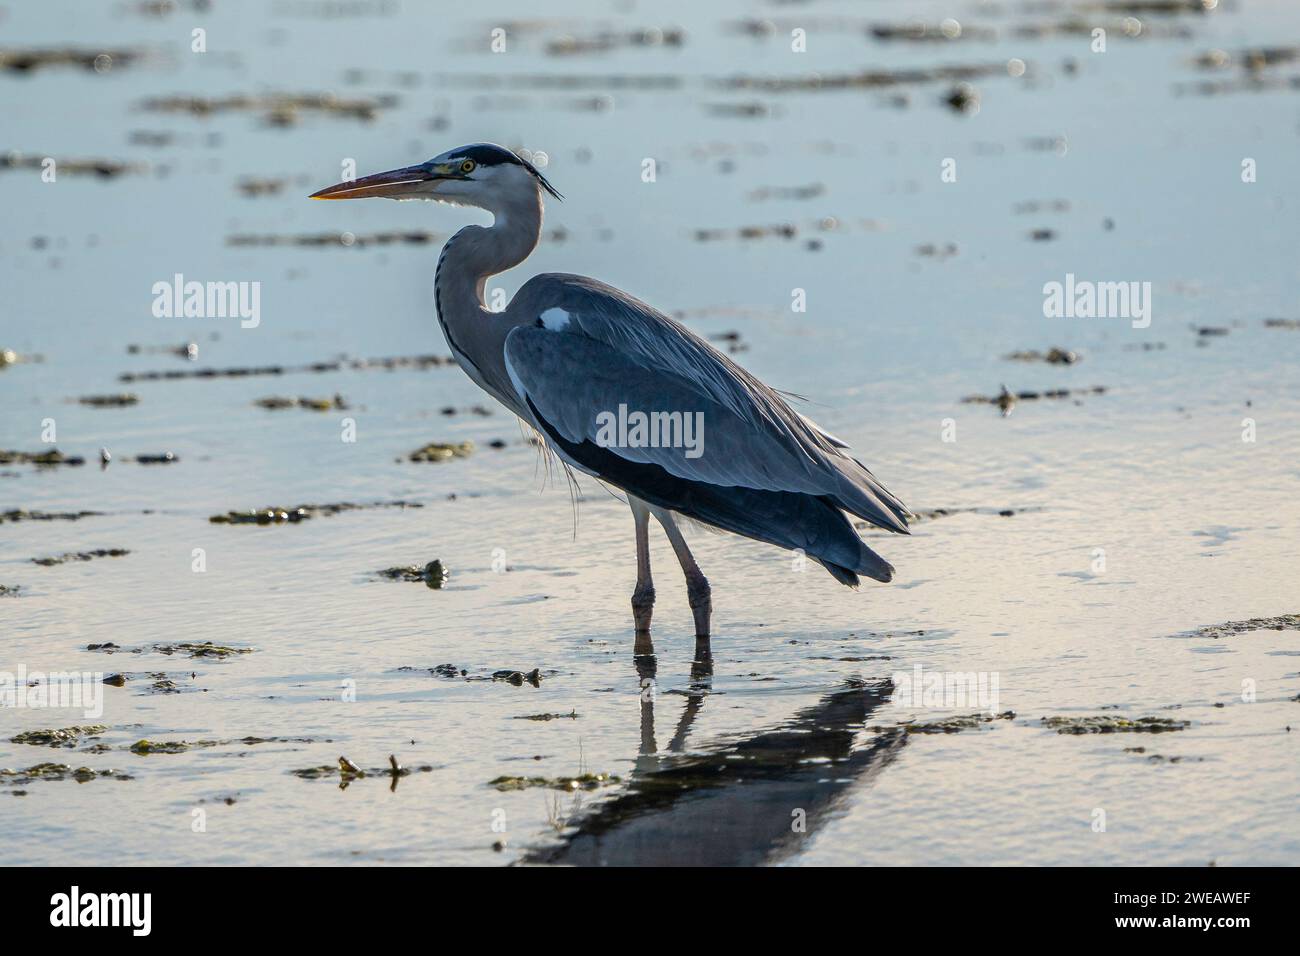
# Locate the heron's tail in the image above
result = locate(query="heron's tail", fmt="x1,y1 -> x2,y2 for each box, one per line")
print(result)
819,538 -> 895,588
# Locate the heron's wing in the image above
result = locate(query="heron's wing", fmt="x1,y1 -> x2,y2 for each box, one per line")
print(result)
505,273 -> 909,534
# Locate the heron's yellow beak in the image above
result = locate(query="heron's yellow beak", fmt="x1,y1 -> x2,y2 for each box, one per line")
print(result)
309,163 -> 443,200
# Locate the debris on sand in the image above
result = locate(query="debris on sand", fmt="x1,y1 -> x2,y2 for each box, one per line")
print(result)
408,441 -> 474,463
78,393 -> 139,407
493,669 -> 543,687
227,230 -> 440,248
0,585 -> 21,597
408,663 -> 465,678
488,771 -> 619,792
120,354 -> 455,383
855,506 -> 1031,532
291,764 -> 344,779
236,176 -> 288,198
0,449 -> 86,468
514,711 -> 579,721
127,341 -> 200,360
915,241 -> 959,259
1004,348 -> 1080,365
10,726 -> 109,749
1013,199 -> 1071,214
339,756 -> 364,776
713,62 -> 1015,96
545,27 -> 685,57
1,347 -> 45,368
253,394 -> 348,411
1124,747 -> 1203,764
85,640 -> 250,659
0,152 -> 147,178
129,739 -> 215,755
154,641 -> 252,659
349,354 -> 455,370
0,48 -> 145,74
120,361 -> 339,382
870,22 -> 997,43
31,549 -> 129,566
1041,715 -> 1190,735
377,560 -> 449,589
143,673 -> 189,694
705,330 -> 750,354
1190,614 -> 1300,639
0,763 -> 133,785
882,711 -> 1015,734
943,82 -> 980,114
137,92 -> 397,124
237,736 -> 331,746
692,222 -> 798,243
962,385 -> 1108,412
747,182 -> 825,202
290,756 -> 434,780
1,510 -> 103,524
209,500 -> 422,524
996,384 -> 1015,415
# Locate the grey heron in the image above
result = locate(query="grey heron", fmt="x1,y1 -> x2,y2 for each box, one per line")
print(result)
311,143 -> 909,644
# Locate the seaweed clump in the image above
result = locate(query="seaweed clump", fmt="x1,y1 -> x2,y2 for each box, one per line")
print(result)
1041,715 -> 1190,735
488,772 -> 619,792
10,725 -> 108,748
377,560 -> 448,589
408,441 -> 474,462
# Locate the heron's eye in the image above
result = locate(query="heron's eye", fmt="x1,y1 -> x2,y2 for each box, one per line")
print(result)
460,159 -> 476,174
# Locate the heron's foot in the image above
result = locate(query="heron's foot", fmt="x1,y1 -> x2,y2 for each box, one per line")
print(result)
633,630 -> 656,659
686,575 -> 711,640
631,583 -> 656,635
692,635 -> 714,678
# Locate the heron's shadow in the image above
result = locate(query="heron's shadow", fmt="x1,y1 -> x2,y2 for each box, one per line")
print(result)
522,635 -> 904,866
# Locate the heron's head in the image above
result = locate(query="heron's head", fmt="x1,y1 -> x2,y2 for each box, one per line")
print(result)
309,143 -> 561,211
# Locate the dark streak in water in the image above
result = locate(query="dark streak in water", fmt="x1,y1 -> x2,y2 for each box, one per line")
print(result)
523,679 -> 902,866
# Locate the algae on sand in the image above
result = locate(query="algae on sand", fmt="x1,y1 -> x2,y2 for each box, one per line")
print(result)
408,441 -> 474,462
1191,614 -> 1300,639
153,641 -> 252,659
129,738 -> 221,754
489,772 -> 620,792
10,725 -> 109,748
885,711 -> 1016,734
377,559 -> 448,589
0,763 -> 133,784
1041,715 -> 1190,735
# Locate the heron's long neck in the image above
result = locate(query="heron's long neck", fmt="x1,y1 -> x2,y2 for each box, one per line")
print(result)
434,190 -> 542,410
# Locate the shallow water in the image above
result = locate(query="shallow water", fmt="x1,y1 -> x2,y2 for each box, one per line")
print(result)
2,0 -> 1298,865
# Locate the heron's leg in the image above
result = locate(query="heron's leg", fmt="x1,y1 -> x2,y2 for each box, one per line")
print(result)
629,497 -> 655,637
654,511 -> 712,642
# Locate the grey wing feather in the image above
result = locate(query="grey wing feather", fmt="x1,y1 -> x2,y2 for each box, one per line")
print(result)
508,273 -> 910,534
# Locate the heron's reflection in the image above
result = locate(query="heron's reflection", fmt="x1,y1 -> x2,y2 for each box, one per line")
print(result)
525,636 -> 902,866
634,634 -> 712,764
